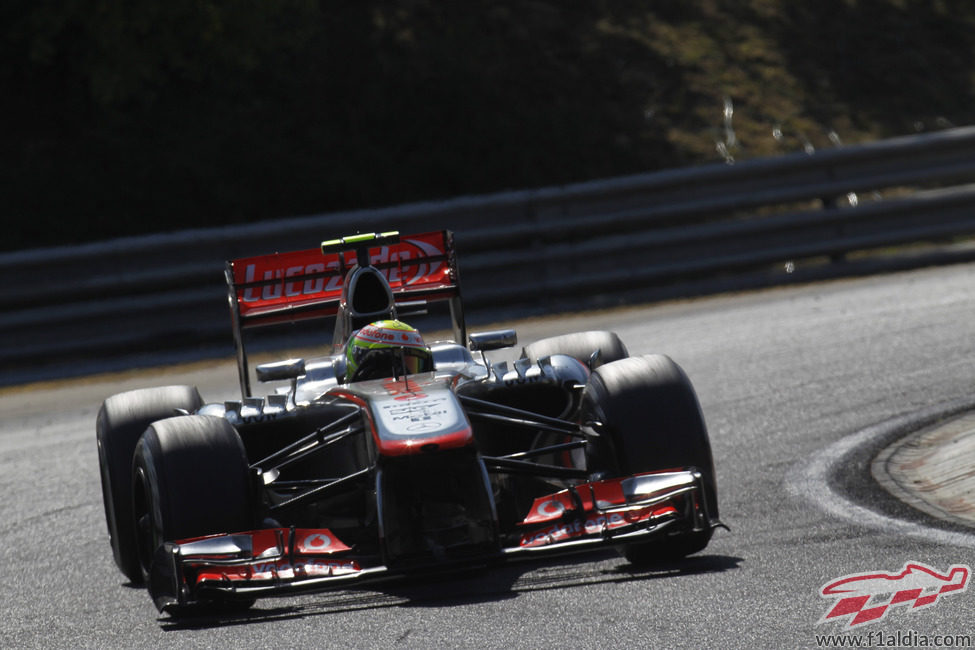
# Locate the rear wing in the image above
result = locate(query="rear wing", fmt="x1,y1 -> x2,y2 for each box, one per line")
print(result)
225,230 -> 466,396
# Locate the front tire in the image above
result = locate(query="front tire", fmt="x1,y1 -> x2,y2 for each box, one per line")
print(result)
132,415 -> 255,610
96,385 -> 203,583
583,354 -> 718,564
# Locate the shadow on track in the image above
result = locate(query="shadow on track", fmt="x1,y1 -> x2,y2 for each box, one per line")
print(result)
158,551 -> 743,631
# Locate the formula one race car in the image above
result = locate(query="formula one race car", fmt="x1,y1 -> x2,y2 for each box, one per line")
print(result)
96,230 -> 722,615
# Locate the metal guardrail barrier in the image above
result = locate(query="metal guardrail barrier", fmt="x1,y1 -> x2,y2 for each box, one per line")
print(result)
3,126 -> 975,383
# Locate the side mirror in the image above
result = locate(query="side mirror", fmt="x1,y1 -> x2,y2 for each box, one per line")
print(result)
255,358 -> 306,383
469,329 -> 518,351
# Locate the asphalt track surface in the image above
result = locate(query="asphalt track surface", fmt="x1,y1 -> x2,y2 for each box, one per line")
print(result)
4,262 -> 975,649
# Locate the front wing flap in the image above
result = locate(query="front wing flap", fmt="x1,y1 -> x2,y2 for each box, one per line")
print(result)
149,469 -> 712,612
509,469 -> 711,555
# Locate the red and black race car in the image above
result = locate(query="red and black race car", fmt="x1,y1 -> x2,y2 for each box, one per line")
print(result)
96,230 -> 723,615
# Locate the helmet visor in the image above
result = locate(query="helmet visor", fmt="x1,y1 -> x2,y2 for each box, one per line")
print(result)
351,346 -> 433,381
399,348 -> 432,375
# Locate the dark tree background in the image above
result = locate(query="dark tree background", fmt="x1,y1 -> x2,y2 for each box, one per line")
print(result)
3,1 -> 973,251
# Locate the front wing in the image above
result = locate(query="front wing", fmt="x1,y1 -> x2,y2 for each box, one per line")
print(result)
149,469 -> 714,612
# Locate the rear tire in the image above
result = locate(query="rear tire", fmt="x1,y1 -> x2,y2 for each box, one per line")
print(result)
583,355 -> 718,564
518,331 -> 629,469
522,330 -> 628,368
132,414 -> 255,612
96,385 -> 203,584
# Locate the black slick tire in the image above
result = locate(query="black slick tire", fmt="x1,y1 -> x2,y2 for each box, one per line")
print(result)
96,385 -> 203,584
132,414 -> 255,614
583,354 -> 718,564
522,330 -> 628,368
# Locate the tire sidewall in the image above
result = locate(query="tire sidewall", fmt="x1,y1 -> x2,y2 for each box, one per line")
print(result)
132,431 -> 166,581
132,414 -> 253,582
583,355 -> 718,562
96,385 -> 203,583
522,330 -> 629,368
584,354 -> 718,519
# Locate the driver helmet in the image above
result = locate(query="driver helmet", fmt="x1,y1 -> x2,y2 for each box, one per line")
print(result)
345,319 -> 434,382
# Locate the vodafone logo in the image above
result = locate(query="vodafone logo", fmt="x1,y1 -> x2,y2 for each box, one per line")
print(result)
536,500 -> 565,518
284,528 -> 351,555
399,237 -> 443,285
299,532 -> 333,553
358,325 -> 425,349
519,496 -> 571,525
519,510 -> 645,548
